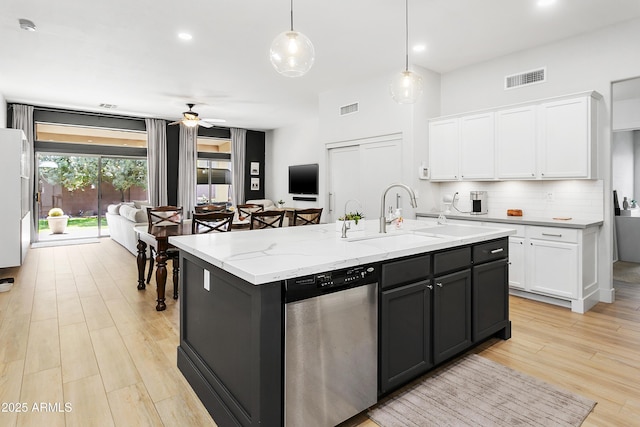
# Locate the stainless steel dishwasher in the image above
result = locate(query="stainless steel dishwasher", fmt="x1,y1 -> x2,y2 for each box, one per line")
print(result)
284,265 -> 378,427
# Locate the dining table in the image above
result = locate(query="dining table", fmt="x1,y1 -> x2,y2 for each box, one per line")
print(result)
134,223 -> 192,311
134,215 -> 251,310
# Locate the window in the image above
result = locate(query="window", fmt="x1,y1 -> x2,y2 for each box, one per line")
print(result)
197,159 -> 231,205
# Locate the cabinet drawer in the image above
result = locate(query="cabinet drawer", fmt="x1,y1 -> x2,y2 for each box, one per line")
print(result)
527,226 -> 578,243
381,254 -> 431,290
433,247 -> 471,275
473,238 -> 509,264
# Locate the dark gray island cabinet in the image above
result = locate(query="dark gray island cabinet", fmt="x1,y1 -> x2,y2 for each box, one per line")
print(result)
379,237 -> 510,395
170,222 -> 513,427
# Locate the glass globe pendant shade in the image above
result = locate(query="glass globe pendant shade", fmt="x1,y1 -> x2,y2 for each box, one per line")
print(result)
270,30 -> 315,77
390,70 -> 423,104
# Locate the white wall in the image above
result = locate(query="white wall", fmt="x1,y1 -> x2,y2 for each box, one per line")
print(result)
0,93 -> 6,128
265,117 -> 322,209
317,66 -> 442,216
438,18 -> 640,304
612,131 -> 634,203
613,98 -> 640,131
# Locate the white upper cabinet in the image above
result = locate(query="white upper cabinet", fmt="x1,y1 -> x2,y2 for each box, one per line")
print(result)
429,118 -> 459,180
496,106 -> 537,179
460,112 -> 495,180
538,95 -> 597,179
428,91 -> 600,182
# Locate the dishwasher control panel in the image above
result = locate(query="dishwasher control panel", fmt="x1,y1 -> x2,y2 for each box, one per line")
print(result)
285,265 -> 378,303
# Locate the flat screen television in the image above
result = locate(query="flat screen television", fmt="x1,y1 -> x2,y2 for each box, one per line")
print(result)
288,163 -> 319,195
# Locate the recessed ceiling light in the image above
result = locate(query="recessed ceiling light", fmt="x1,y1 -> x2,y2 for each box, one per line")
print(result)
18,18 -> 36,32
412,44 -> 427,53
178,32 -> 193,41
537,0 -> 557,7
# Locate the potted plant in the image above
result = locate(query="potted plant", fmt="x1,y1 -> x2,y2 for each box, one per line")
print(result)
336,211 -> 365,232
277,199 -> 285,208
47,208 -> 69,234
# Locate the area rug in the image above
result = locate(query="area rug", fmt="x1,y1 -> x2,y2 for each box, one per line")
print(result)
369,354 -> 595,427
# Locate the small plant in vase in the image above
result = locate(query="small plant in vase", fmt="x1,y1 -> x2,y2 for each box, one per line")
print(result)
336,211 -> 365,232
47,208 -> 69,234
277,199 -> 285,208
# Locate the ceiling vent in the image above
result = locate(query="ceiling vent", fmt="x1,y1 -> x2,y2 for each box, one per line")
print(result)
505,67 -> 546,90
339,102 -> 359,116
99,103 -> 118,109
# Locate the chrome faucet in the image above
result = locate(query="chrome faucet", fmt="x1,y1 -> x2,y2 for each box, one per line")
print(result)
341,199 -> 362,239
379,183 -> 418,233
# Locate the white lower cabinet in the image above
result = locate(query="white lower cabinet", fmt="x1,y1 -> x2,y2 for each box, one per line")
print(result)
479,221 -> 598,313
507,236 -> 525,290
527,239 -> 578,299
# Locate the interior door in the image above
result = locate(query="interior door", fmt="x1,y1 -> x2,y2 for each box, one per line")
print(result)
327,137 -> 403,223
328,145 -> 360,222
360,139 -> 402,218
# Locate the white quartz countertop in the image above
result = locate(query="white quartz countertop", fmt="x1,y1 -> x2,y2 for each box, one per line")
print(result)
168,219 -> 514,285
416,212 -> 603,229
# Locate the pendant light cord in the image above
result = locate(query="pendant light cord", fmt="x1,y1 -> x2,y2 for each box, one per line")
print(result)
404,0 -> 409,72
290,0 -> 294,31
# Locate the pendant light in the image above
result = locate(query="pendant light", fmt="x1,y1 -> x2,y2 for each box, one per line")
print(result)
270,0 -> 315,77
390,0 -> 423,104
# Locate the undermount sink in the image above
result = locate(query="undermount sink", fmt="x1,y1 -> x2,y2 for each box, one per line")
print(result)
413,224 -> 489,237
346,233 -> 443,246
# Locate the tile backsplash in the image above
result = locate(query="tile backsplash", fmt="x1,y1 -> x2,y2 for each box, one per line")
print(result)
436,180 -> 604,220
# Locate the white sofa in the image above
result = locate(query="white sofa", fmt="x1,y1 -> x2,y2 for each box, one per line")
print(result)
105,201 -> 150,256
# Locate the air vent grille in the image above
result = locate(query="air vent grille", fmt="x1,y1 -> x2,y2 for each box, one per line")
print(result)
339,102 -> 359,116
505,68 -> 546,89
99,103 -> 118,109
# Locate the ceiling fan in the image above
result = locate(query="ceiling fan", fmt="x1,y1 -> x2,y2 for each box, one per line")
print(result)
169,103 -> 225,128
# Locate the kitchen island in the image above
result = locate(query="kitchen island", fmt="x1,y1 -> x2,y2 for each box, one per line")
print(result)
169,219 -> 515,427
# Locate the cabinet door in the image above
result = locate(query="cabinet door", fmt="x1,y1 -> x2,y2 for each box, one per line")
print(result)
527,239 -> 579,299
473,259 -> 509,342
508,237 -> 526,290
496,106 -> 537,179
433,269 -> 472,365
380,281 -> 432,394
429,119 -> 459,180
460,112 -> 495,180
539,97 -> 591,178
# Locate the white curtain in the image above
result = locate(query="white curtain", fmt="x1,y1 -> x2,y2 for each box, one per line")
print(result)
11,104 -> 35,239
145,118 -> 168,206
231,128 -> 246,206
178,124 -> 197,218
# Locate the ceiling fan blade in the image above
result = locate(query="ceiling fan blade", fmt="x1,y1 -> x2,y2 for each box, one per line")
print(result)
168,120 -> 181,125
198,121 -> 214,128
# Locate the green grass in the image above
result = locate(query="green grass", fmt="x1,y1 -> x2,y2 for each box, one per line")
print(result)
39,217 -> 108,231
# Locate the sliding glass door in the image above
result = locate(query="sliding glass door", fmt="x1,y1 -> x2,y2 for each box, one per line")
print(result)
36,153 -> 147,241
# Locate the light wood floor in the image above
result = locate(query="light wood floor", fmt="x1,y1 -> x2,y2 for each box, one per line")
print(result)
1,239 -> 639,426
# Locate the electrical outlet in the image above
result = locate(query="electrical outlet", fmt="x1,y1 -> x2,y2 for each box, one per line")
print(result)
203,272 -> 210,291
546,192 -> 554,201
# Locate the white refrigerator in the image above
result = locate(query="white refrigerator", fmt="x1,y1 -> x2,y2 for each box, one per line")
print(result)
0,128 -> 31,268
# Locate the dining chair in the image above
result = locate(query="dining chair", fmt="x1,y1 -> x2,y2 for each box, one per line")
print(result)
292,208 -> 323,226
194,204 -> 227,213
237,203 -> 264,219
146,206 -> 183,299
192,211 -> 235,233
250,210 -> 285,229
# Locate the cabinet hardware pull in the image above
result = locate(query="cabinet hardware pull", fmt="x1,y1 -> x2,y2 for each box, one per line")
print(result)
490,248 -> 504,254
427,284 -> 433,290
542,233 -> 562,237
436,282 -> 443,287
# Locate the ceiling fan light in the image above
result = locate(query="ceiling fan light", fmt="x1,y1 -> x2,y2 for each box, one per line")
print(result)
270,30 -> 315,77
183,119 -> 199,128
390,70 -> 423,104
